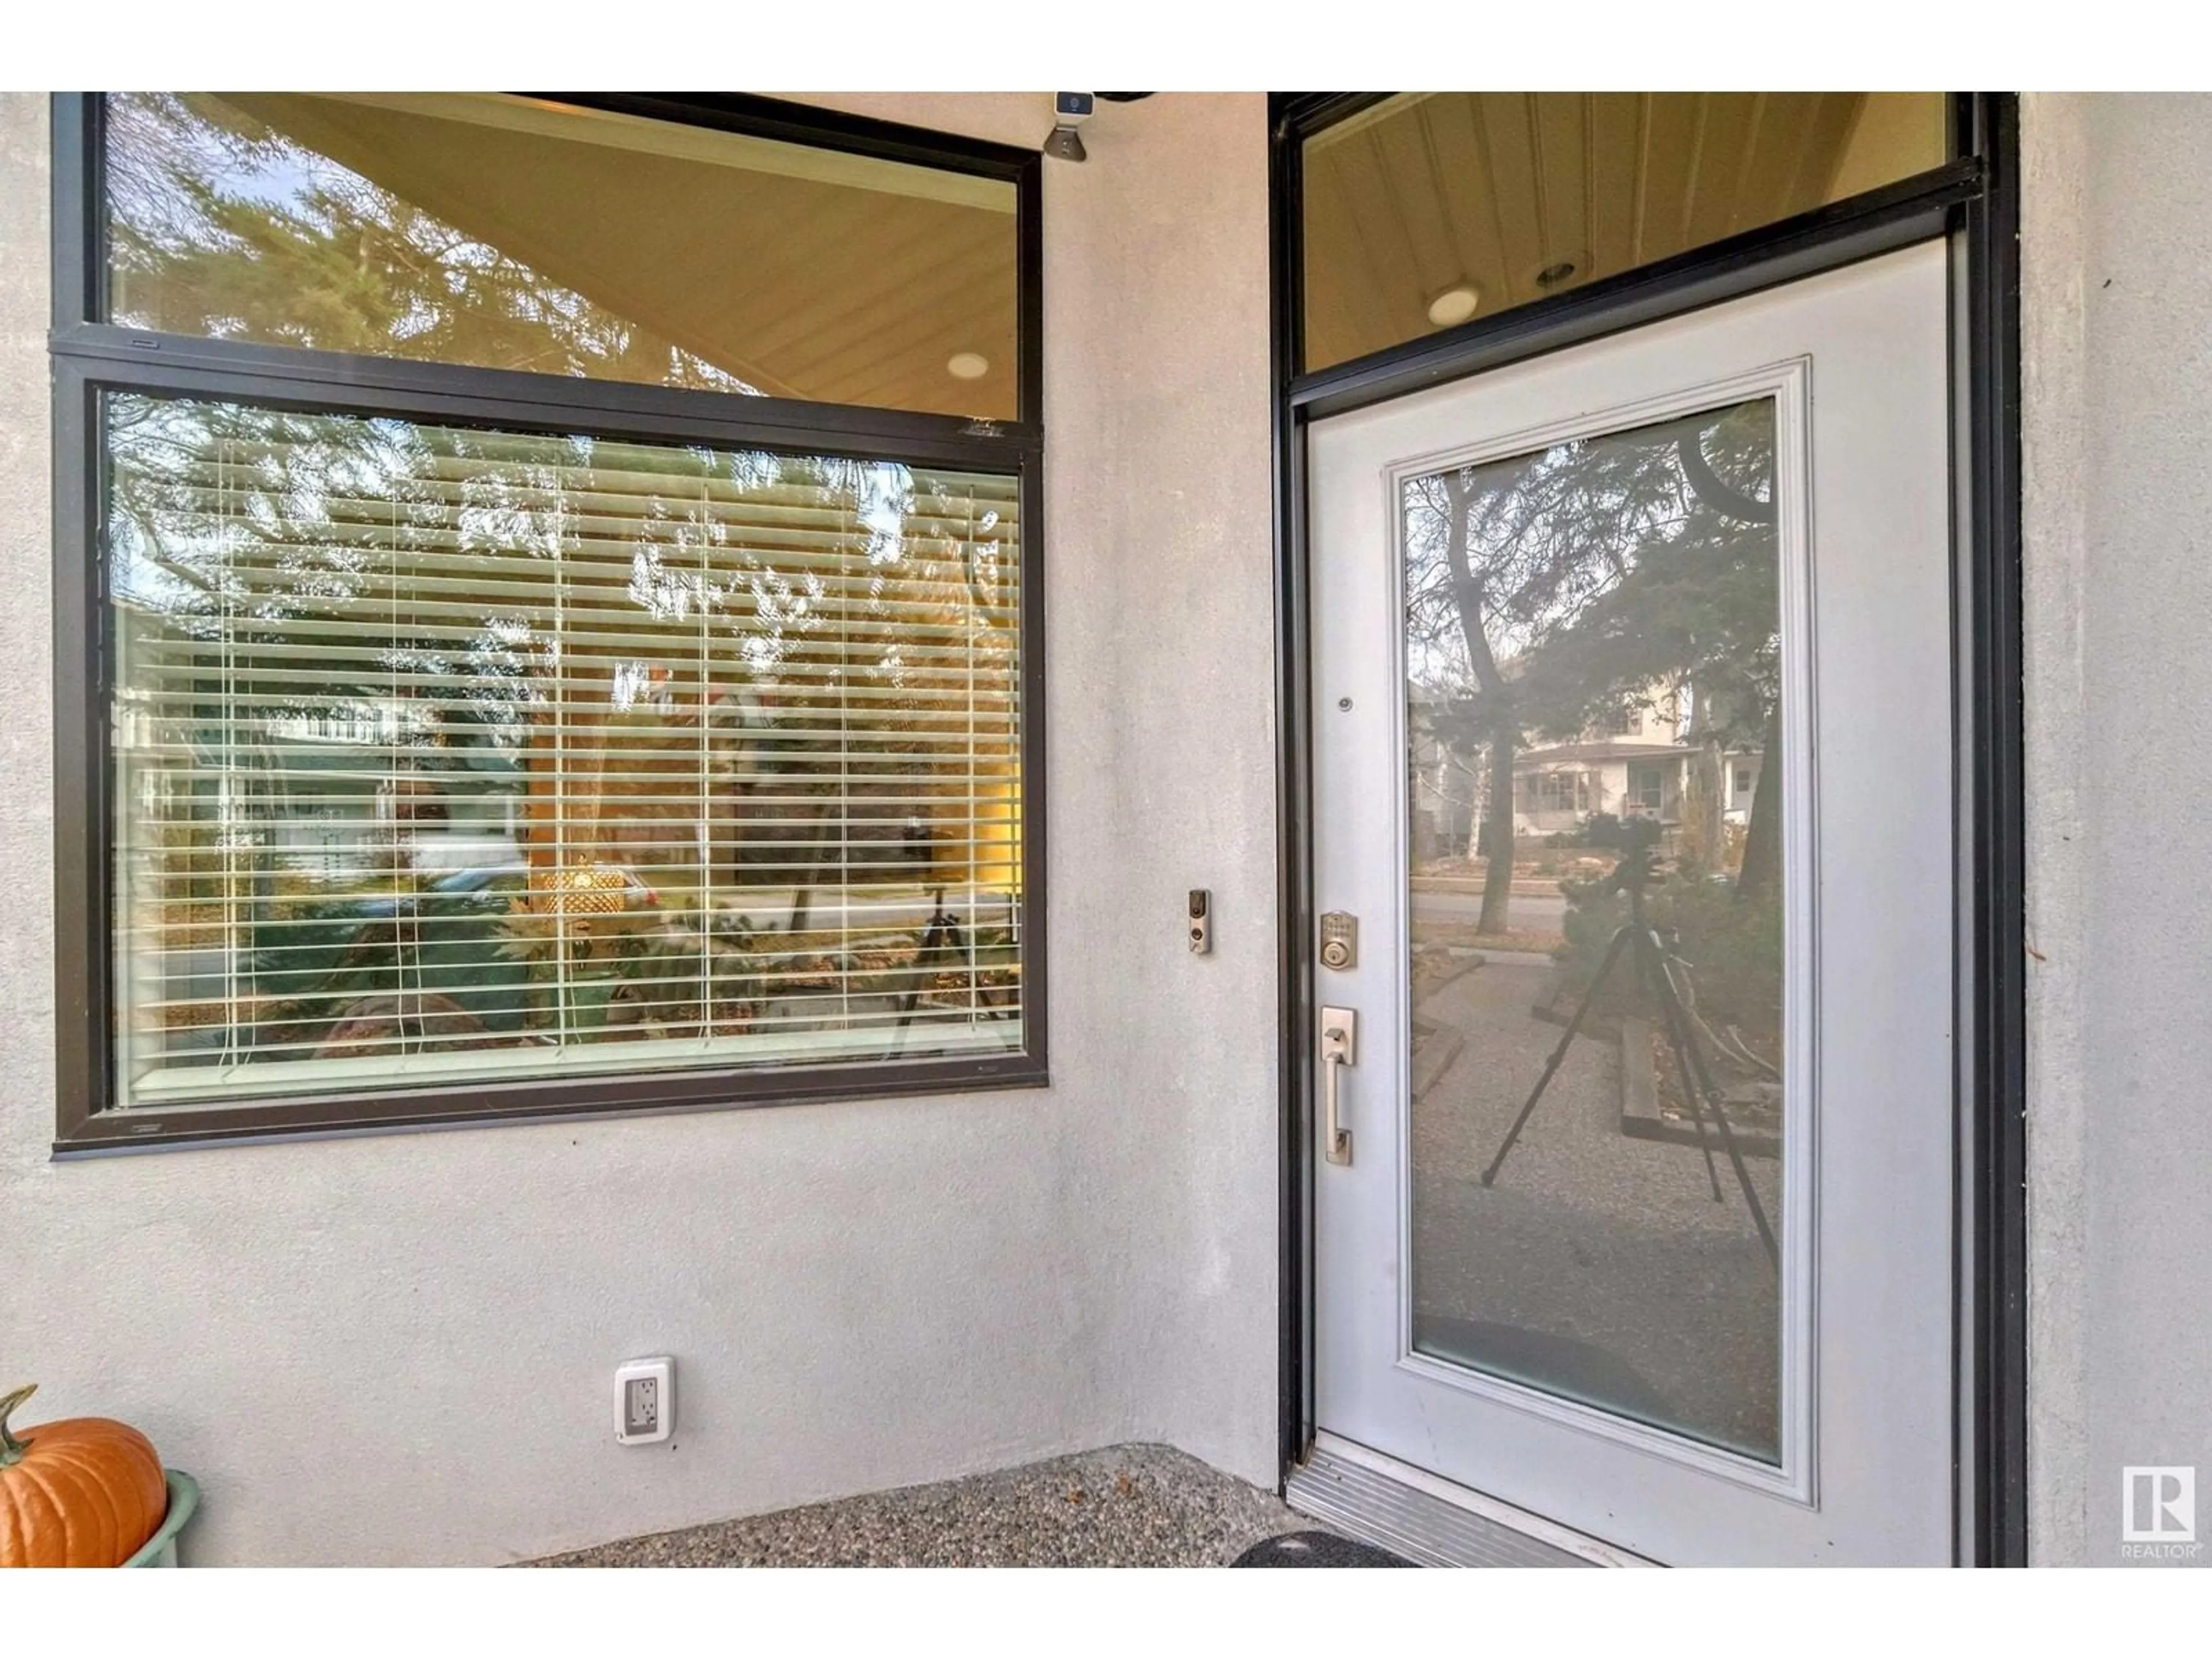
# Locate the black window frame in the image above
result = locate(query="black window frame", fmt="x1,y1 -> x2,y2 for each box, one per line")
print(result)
50,92 -> 1050,1155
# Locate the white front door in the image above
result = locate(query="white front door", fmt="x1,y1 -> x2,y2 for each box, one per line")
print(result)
1307,243 -> 1956,1565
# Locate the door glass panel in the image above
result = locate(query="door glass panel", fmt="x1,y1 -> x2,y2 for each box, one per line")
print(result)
1403,397 -> 1784,1463
1304,93 -> 1947,371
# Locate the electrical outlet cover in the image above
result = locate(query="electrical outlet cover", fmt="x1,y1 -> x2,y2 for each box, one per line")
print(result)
614,1357 -> 674,1445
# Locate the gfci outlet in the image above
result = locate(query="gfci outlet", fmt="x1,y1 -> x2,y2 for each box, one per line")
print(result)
615,1357 -> 674,1445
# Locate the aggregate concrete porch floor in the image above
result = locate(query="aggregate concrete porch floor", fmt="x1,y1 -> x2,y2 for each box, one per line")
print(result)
527,1444 -> 1306,1567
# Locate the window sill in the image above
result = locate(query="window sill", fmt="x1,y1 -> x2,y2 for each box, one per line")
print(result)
52,1051 -> 1048,1158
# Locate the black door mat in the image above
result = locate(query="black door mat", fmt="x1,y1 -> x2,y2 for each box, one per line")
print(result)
1232,1530 -> 1415,1567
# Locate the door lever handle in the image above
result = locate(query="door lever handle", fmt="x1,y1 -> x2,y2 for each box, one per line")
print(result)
1320,1006 -> 1357,1166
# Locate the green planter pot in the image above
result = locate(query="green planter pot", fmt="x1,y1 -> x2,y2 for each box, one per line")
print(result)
121,1471 -> 199,1567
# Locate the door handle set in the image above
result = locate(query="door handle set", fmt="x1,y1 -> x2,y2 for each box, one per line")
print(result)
1320,1005 -> 1357,1166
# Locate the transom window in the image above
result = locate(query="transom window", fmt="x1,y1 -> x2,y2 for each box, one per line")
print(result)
53,94 -> 1044,1149
1300,93 -> 1950,372
104,93 -> 1021,419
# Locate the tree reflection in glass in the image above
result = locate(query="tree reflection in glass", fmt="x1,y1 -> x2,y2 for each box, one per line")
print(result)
1401,398 -> 1786,1463
107,94 -> 760,394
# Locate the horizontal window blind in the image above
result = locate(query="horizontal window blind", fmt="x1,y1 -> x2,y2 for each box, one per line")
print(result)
107,392 -> 1025,1108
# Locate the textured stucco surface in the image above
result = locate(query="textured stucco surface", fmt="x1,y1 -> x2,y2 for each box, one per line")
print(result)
0,92 -> 1278,1565
2021,92 -> 2212,1567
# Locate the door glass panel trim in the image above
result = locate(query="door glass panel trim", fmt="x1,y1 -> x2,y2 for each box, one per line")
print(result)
1382,358 -> 1819,1505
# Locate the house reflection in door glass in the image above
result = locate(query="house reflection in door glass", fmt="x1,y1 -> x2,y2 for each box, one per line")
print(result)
1402,396 -> 1784,1464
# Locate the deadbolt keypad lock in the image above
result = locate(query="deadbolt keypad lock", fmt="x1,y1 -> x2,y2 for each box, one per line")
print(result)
1319,911 -> 1358,971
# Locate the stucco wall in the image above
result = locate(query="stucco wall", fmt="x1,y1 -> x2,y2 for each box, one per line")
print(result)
0,92 -> 1279,1565
2022,92 -> 2212,1567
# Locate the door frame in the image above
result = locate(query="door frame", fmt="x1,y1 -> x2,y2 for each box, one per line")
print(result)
1268,92 -> 2027,1566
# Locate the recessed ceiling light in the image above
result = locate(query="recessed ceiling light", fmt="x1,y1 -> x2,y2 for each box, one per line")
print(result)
1426,284 -> 1482,328
946,352 -> 991,380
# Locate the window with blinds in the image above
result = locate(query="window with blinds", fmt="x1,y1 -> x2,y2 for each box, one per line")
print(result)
107,392 -> 1025,1108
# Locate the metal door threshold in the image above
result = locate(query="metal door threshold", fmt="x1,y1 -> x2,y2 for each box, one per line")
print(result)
1285,1433 -> 1654,1568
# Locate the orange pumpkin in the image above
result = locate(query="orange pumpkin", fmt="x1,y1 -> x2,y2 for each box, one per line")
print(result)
0,1384 -> 168,1567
